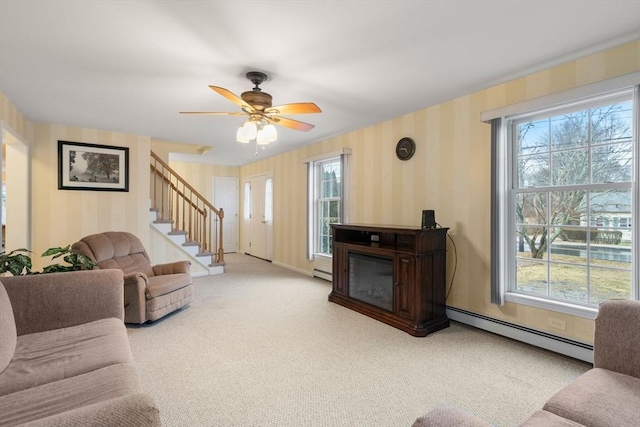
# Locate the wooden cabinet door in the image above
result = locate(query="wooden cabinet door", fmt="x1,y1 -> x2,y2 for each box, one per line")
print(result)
394,254 -> 414,319
332,243 -> 348,296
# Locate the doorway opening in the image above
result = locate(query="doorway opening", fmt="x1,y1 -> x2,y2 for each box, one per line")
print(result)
0,125 -> 30,252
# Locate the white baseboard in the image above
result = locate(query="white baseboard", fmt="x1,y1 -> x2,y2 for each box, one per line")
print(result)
447,306 -> 594,363
191,271 -> 209,278
313,269 -> 332,282
271,260 -> 313,277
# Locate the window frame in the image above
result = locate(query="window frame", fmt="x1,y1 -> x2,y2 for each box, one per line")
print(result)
490,79 -> 639,319
305,149 -> 351,260
315,157 -> 342,256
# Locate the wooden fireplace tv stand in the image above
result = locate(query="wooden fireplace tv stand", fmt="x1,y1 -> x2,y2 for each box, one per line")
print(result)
329,223 -> 449,337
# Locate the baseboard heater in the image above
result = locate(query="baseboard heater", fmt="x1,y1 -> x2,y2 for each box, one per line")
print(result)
313,269 -> 332,282
446,306 -> 594,363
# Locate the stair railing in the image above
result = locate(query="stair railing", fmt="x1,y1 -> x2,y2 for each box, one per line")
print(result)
150,151 -> 225,265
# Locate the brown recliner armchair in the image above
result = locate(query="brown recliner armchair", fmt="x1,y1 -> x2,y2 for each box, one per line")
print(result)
72,231 -> 193,324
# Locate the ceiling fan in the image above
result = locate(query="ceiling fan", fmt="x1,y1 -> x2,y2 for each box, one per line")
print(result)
180,71 -> 321,144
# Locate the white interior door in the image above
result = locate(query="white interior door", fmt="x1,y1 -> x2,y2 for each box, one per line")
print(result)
249,175 -> 267,260
213,177 -> 238,253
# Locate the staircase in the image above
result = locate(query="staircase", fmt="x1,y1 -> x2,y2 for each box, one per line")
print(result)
149,151 -> 225,275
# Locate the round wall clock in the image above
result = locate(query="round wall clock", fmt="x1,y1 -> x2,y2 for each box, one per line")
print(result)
395,137 -> 416,161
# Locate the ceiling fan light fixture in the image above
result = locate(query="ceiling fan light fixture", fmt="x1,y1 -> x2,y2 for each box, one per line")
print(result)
262,124 -> 277,143
182,71 -> 319,147
256,130 -> 269,145
236,126 -> 251,143
242,120 -> 257,140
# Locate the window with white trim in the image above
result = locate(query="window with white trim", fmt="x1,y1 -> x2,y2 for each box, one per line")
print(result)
316,158 -> 341,255
265,177 -> 273,225
243,181 -> 251,222
305,150 -> 350,259
492,83 -> 638,316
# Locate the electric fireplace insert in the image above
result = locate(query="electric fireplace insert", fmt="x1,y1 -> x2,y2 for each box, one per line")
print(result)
348,252 -> 393,311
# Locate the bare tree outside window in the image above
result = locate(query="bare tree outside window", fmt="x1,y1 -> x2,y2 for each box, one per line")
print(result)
515,102 -> 632,259
317,159 -> 341,255
512,98 -> 634,305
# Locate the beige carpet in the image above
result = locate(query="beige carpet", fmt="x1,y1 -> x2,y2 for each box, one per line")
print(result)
127,254 -> 591,427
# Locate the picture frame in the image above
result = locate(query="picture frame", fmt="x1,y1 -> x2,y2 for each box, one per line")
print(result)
58,140 -> 129,192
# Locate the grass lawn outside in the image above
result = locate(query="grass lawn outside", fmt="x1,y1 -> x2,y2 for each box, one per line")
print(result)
515,248 -> 631,306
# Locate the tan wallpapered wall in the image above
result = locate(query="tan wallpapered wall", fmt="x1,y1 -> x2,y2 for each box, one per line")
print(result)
29,124 -> 151,271
0,92 -> 32,141
237,41 -> 640,343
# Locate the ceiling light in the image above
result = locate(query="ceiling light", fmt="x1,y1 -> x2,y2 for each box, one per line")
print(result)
242,120 -> 257,140
262,124 -> 277,143
236,126 -> 250,143
236,118 -> 277,146
256,130 -> 269,145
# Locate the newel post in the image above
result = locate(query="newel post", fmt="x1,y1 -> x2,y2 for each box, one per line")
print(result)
217,208 -> 225,264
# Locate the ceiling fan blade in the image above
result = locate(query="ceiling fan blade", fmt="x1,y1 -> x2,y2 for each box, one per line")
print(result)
209,85 -> 255,113
264,102 -> 322,115
267,115 -> 315,132
179,111 -> 245,116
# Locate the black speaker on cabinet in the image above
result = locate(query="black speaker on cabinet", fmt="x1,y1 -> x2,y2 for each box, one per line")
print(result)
422,210 -> 436,229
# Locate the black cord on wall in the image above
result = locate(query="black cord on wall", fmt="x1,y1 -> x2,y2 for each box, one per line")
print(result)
436,223 -> 458,302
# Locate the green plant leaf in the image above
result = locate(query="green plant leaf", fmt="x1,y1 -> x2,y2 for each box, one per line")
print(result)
41,246 -> 65,257
0,249 -> 33,275
2,244 -> 96,275
41,264 -> 72,274
1,248 -> 31,255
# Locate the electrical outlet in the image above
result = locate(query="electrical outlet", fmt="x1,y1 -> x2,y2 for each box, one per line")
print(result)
548,318 -> 567,330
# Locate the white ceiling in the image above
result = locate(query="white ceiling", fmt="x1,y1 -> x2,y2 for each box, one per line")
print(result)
1,1 -> 638,166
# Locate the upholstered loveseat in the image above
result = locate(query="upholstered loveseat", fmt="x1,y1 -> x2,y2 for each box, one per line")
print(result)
413,299 -> 640,426
72,231 -> 192,324
0,269 -> 161,426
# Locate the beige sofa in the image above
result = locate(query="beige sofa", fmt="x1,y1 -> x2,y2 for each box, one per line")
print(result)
413,299 -> 640,427
0,269 -> 160,426
72,231 -> 193,324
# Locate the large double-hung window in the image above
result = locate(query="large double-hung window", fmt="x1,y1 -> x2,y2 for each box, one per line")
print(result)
316,158 -> 342,255
305,149 -> 350,259
491,78 -> 639,317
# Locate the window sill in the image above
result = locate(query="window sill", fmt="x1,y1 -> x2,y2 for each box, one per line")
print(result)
504,292 -> 598,320
313,253 -> 332,260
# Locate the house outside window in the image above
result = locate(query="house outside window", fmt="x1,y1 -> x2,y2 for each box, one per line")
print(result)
491,81 -> 638,317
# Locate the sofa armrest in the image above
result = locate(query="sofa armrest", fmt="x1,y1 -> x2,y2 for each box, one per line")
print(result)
123,272 -> 149,324
21,393 -> 161,427
152,260 -> 191,276
594,299 -> 640,378
1,269 -> 124,336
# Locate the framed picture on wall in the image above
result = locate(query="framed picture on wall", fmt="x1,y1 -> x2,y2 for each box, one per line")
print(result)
58,141 -> 129,192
